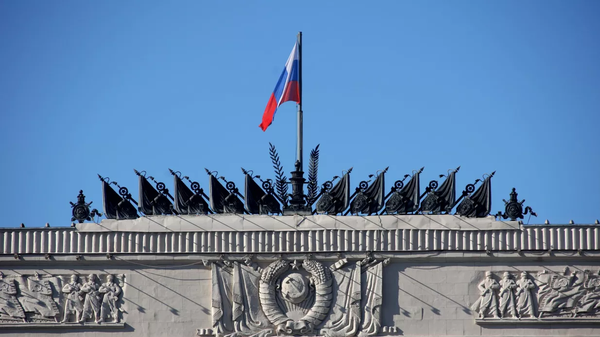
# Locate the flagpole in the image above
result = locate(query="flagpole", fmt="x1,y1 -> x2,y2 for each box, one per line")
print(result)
297,31 -> 303,172
284,31 -> 310,215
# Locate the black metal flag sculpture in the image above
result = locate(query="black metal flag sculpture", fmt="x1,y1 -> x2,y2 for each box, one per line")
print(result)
244,173 -> 281,214
316,169 -> 351,214
137,172 -> 173,215
86,139 -> 515,220
100,177 -> 138,220
350,167 -> 387,215
421,167 -> 459,214
173,174 -> 209,215
385,167 -> 422,214
207,171 -> 244,214
456,171 -> 494,217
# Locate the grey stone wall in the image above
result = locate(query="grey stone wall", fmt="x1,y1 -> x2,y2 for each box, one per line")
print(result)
1,215 -> 599,336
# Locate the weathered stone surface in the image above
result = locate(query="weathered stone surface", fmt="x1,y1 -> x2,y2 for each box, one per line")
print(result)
0,215 -> 599,336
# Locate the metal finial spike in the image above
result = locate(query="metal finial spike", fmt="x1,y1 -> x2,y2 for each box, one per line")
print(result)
205,168 -> 211,175
456,166 -> 461,172
241,167 -> 248,175
168,168 -> 175,175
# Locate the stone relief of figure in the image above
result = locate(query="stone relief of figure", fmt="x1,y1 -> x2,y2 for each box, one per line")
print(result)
565,271 -> 587,316
535,269 -> 552,301
575,270 -> 600,317
515,272 -> 536,318
471,271 -> 500,319
0,272 -> 25,322
0,272 -> 126,325
472,268 -> 600,320
99,274 -> 122,323
538,268 -> 583,317
79,274 -> 102,323
498,272 -> 517,319
61,274 -> 84,323
19,272 -> 60,321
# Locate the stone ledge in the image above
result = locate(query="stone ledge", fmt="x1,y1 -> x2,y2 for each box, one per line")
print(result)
475,318 -> 600,325
0,322 -> 126,329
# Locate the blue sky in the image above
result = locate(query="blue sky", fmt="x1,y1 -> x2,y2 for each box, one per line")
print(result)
1,1 -> 599,228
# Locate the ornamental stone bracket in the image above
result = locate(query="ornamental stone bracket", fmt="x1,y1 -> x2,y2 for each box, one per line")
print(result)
470,267 -> 600,324
203,255 -> 395,337
0,271 -> 125,328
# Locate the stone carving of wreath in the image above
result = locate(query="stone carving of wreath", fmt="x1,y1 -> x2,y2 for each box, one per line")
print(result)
259,259 -> 333,335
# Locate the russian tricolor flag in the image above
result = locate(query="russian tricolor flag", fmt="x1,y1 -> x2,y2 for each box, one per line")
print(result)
259,41 -> 300,131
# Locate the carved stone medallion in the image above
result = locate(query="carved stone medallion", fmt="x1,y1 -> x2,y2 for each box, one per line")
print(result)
281,273 -> 309,304
259,259 -> 333,335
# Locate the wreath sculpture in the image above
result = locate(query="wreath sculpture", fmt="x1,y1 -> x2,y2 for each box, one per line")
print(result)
259,259 -> 333,335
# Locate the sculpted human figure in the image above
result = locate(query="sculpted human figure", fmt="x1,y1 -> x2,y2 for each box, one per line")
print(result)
0,272 -> 25,322
79,274 -> 101,323
99,274 -> 121,322
539,268 -> 580,317
498,272 -> 517,318
20,272 -> 60,321
575,270 -> 600,317
471,271 -> 500,318
515,272 -> 536,318
565,271 -> 587,316
536,269 -> 551,299
61,274 -> 84,323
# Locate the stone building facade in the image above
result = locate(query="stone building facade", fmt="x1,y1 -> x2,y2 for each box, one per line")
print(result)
1,215 -> 599,336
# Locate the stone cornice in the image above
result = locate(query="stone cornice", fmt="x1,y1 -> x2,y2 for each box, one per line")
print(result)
0,215 -> 598,255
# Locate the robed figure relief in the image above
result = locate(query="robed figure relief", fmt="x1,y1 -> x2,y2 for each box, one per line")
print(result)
61,274 -> 84,323
498,272 -> 517,318
80,274 -> 102,323
515,272 -> 536,318
472,269 -> 600,320
0,272 -> 25,322
538,269 -> 584,317
574,270 -> 600,317
99,274 -> 122,322
471,271 -> 500,319
19,272 -> 60,322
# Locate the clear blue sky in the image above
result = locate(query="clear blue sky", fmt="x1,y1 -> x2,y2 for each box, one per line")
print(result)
1,1 -> 599,228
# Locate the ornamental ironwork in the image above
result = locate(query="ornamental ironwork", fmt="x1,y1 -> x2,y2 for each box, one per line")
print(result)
70,190 -> 101,223
87,145 -> 536,220
496,188 -> 537,221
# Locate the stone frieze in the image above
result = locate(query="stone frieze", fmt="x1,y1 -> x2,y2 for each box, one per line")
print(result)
0,272 -> 124,326
471,267 -> 600,322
